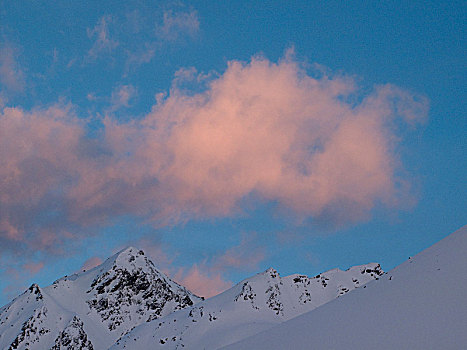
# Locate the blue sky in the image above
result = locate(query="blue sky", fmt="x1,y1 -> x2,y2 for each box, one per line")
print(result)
0,1 -> 465,303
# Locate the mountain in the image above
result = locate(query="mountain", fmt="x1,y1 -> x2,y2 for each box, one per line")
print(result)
0,247 -> 383,350
110,263 -> 383,349
222,226 -> 467,350
0,247 -> 202,350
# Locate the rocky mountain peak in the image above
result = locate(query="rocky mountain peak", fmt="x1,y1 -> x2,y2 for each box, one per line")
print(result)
27,284 -> 43,301
112,247 -> 147,267
0,246 -> 202,350
262,267 -> 279,279
85,247 -> 202,333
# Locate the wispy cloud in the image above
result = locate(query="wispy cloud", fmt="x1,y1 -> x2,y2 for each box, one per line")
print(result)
124,8 -> 200,73
83,7 -> 200,72
87,15 -> 119,60
158,9 -> 200,41
23,262 -> 44,275
124,44 -> 157,75
0,42 -> 25,103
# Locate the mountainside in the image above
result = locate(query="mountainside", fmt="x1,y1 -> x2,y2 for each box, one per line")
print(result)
223,226 -> 467,350
111,263 -> 383,349
0,247 -> 202,350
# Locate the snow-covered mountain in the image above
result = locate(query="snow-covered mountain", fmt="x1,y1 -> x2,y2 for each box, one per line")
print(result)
111,263 -> 383,349
0,246 -> 383,350
4,226 -> 465,350
0,247 -> 202,350
223,225 -> 467,350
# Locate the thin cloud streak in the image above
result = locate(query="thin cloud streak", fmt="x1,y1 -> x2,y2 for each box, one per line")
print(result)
0,44 -> 25,93
0,42 -> 25,107
23,262 -> 45,275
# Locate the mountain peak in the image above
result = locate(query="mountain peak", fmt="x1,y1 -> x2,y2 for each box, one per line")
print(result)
110,246 -> 149,269
83,246 -> 202,334
116,246 -> 144,256
263,267 -> 278,276
221,227 -> 467,349
28,283 -> 42,294
0,246 -> 202,350
247,267 -> 280,281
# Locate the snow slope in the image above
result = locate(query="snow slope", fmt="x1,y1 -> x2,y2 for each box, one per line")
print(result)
0,247 -> 202,350
111,263 -> 383,349
223,225 -> 467,350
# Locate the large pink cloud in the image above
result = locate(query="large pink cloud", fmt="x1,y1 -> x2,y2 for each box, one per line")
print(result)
0,54 -> 428,254
102,55 -> 427,224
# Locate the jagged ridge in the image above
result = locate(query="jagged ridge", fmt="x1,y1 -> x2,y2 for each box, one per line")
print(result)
111,263 -> 383,350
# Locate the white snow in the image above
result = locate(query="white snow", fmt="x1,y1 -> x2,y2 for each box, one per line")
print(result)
6,225 -> 460,350
222,225 -> 467,350
110,263 -> 383,349
0,247 -> 201,350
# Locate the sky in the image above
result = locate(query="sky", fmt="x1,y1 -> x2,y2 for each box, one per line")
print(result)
0,0 -> 465,304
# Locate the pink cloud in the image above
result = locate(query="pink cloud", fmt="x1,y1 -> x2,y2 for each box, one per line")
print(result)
0,43 -> 25,93
173,265 -> 232,298
102,55 -> 427,224
0,218 -> 22,241
80,256 -> 103,271
168,234 -> 264,297
0,54 -> 428,254
23,261 -> 44,274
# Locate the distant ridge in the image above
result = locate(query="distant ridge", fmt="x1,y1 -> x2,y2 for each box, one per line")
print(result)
111,263 -> 383,349
223,226 -> 467,349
